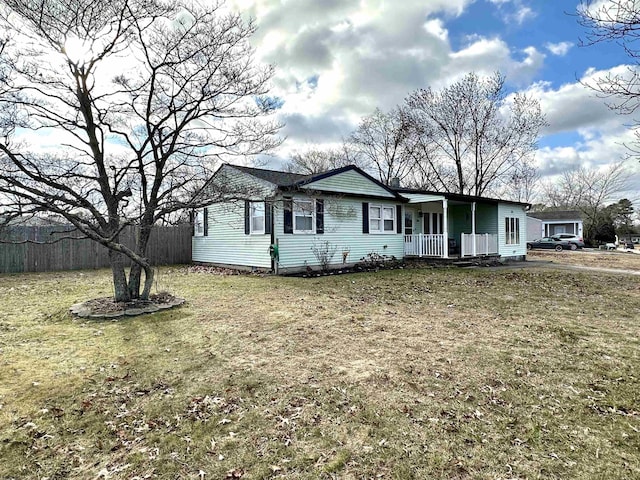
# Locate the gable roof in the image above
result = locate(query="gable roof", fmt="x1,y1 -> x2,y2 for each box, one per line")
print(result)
527,210 -> 582,221
227,164 -> 405,200
288,165 -> 405,200
213,164 -> 528,205
231,165 -> 310,187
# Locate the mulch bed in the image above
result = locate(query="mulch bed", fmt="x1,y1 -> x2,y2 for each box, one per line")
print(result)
70,292 -> 185,319
186,265 -> 270,276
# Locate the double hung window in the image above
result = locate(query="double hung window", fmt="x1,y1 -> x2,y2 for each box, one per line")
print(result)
194,209 -> 204,236
250,202 -> 265,234
505,217 -> 520,245
294,200 -> 314,233
369,205 -> 395,233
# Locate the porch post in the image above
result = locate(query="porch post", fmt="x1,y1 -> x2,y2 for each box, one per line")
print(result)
471,202 -> 476,256
443,198 -> 449,258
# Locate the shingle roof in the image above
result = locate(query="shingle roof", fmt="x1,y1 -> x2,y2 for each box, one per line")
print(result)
393,187 -> 530,207
527,210 -> 582,221
234,164 -> 405,200
232,165 -> 311,187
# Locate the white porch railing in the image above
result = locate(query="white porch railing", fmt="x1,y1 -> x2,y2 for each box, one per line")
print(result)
460,233 -> 498,257
404,234 -> 446,257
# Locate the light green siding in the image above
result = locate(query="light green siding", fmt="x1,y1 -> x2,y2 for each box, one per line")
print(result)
498,203 -> 528,258
274,195 -> 404,271
209,165 -> 277,200
449,204 -> 471,243
475,203 -> 498,235
301,170 -> 396,198
192,201 -> 272,268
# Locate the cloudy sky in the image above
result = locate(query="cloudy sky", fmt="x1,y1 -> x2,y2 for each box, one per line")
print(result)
228,0 -> 640,196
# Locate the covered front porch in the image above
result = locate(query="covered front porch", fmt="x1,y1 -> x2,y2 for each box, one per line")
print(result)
402,193 -> 499,259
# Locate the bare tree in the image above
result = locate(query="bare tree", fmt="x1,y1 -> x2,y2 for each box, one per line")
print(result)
284,146 -> 355,175
405,72 -> 546,196
502,161 -> 541,203
542,162 -> 631,240
0,0 -> 281,301
578,1 -> 640,152
348,107 -> 414,185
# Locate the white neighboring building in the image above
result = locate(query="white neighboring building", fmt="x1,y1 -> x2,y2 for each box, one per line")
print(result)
526,211 -> 583,241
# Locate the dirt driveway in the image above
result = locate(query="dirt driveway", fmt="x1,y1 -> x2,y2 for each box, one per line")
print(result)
526,249 -> 640,275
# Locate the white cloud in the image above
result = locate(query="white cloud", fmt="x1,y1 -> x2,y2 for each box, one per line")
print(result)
448,38 -> 544,86
488,0 -> 537,25
229,0 -> 480,145
227,0 -> 639,200
535,140 -> 640,203
524,67 -> 640,196
512,6 -> 535,25
545,41 -> 573,56
526,66 -> 637,136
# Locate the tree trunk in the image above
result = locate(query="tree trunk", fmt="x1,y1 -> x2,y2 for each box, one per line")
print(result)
109,249 -> 130,302
129,261 -> 155,300
141,264 -> 154,300
128,225 -> 153,300
129,263 -> 142,299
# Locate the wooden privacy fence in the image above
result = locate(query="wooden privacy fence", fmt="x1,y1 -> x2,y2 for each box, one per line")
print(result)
0,224 -> 192,274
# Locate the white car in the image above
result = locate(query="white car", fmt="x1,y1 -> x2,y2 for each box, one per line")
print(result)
552,233 -> 585,250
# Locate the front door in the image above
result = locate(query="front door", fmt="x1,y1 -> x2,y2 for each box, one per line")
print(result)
404,209 -> 414,235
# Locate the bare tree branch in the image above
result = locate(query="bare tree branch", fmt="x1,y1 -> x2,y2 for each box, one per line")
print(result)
405,72 -> 546,196
578,1 -> 640,154
0,0 -> 282,301
347,107 -> 414,185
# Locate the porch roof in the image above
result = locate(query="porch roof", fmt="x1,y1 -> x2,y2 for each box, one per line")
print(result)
396,188 -> 530,208
402,193 -> 445,204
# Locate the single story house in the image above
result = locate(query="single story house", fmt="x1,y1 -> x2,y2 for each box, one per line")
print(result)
526,210 -> 583,241
192,164 -> 530,273
619,234 -> 640,244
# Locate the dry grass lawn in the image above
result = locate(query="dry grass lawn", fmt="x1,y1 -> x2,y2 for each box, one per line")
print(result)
528,249 -> 640,272
0,263 -> 639,479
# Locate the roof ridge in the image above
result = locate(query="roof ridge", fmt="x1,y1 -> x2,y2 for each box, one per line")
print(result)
232,164 -> 306,175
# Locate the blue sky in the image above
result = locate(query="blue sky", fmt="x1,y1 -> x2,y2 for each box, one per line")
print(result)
229,0 -> 640,198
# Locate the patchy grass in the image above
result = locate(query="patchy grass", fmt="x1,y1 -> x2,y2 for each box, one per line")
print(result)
0,265 -> 639,479
528,249 -> 640,271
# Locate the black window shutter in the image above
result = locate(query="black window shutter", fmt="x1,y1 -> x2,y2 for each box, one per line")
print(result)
265,201 -> 272,235
316,199 -> 324,234
362,202 -> 369,234
189,210 -> 195,236
244,200 -> 250,235
283,198 -> 293,234
203,208 -> 209,236
396,205 -> 402,234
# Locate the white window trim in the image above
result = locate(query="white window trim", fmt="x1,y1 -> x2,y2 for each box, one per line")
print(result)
505,217 -> 520,245
293,199 -> 315,234
194,209 -> 205,237
250,201 -> 265,235
369,204 -> 396,234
